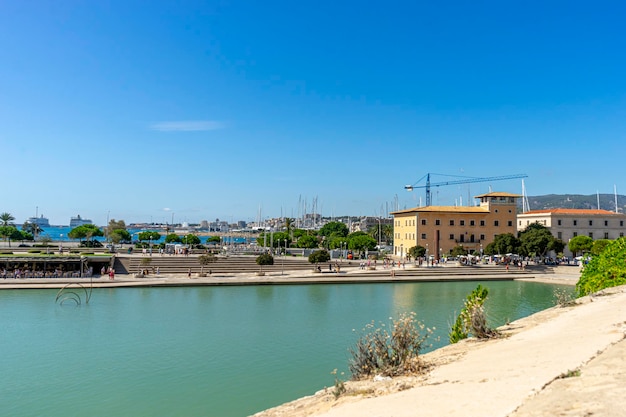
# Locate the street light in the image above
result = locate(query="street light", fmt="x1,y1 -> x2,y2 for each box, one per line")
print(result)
281,239 -> 287,275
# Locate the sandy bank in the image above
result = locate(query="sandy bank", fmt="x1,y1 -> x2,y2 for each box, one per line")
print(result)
253,284 -> 626,417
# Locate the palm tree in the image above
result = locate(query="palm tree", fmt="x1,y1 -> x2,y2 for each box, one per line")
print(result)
0,212 -> 15,226
22,222 -> 43,240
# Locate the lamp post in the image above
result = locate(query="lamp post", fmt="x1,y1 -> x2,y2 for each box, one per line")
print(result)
281,239 -> 286,275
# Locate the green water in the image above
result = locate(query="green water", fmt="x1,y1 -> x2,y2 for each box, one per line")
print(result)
0,281 -> 570,416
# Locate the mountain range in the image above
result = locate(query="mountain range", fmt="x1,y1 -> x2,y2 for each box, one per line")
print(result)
524,194 -> 626,213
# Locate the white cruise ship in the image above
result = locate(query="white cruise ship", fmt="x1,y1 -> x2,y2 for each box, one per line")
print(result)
69,214 -> 93,227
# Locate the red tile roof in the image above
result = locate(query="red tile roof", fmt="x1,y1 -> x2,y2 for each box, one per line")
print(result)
522,208 -> 621,215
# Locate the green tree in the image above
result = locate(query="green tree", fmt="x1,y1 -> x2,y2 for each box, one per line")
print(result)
256,253 -> 274,273
0,226 -> 20,247
318,221 -> 349,238
0,212 -> 15,226
165,233 -> 182,244
576,237 -> 626,296
206,236 -> 221,245
182,234 -> 201,247
485,233 -> 520,255
297,234 -> 319,249
568,235 -> 594,257
138,231 -> 162,243
591,239 -> 611,256
308,249 -> 330,265
348,232 -> 377,253
22,222 -> 43,240
68,224 -> 104,244
198,253 -> 217,275
548,238 -> 566,255
518,223 -> 554,258
450,246 -> 468,257
408,245 -> 426,259
110,229 -> 132,245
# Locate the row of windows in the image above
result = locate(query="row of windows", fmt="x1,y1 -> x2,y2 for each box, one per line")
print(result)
558,231 -> 625,239
396,222 -> 513,239
417,233 -> 487,242
400,219 -> 514,227
520,219 -> 626,227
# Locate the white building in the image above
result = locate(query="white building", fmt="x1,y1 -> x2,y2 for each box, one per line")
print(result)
517,209 -> 626,256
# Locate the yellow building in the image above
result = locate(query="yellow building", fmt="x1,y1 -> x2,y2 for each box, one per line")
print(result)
391,192 -> 520,259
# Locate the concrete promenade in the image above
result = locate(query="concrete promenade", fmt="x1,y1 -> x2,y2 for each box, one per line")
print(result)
0,262 -> 581,289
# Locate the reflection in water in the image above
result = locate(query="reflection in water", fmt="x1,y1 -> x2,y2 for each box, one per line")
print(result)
0,281 -> 569,417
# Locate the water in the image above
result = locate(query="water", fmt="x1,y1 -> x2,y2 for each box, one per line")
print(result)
0,281 -> 571,416
35,226 -> 250,244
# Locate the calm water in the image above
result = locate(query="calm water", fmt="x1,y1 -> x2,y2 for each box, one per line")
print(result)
0,281 -> 570,416
36,226 -> 250,244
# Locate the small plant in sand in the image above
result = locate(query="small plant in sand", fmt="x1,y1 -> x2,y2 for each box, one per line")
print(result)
449,285 -> 499,344
553,287 -> 576,307
330,369 -> 346,399
349,312 -> 432,380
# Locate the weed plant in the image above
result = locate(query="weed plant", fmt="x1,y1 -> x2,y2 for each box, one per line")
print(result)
348,312 -> 432,380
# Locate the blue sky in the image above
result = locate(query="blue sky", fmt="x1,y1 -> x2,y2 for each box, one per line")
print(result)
2,1 -> 625,226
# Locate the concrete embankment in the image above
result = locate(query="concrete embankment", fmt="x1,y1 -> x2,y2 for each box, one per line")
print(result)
254,283 -> 626,417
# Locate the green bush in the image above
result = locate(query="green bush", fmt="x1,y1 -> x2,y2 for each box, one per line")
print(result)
576,237 -> 626,297
27,250 -> 41,254
349,312 -> 432,379
449,285 -> 498,343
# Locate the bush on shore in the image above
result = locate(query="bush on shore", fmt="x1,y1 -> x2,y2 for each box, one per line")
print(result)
449,285 -> 498,344
576,237 -> 626,297
348,312 -> 432,380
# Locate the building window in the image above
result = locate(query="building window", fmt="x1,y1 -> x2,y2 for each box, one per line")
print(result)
480,234 -> 485,240
470,220 -> 475,226
449,220 -> 454,226
573,220 -> 577,226
508,221 -> 513,227
470,234 -> 475,243
557,232 -> 562,239
621,232 -> 624,238
604,220 -> 608,226
459,235 -> 465,243
508,209 -> 512,213
589,232 -> 593,238
421,219 -> 426,225
421,233 -> 427,240
480,220 -> 485,226
621,221 -> 624,227
573,232 -> 578,237
557,220 -> 562,226
449,234 -> 454,240
518,220 -> 522,226
495,209 -> 499,213
460,220 -> 465,226
435,219 -> 441,226
494,220 -> 499,226
604,232 -> 609,239
589,220 -> 593,226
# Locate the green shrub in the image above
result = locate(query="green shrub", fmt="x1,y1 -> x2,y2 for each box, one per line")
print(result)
349,312 -> 432,379
449,285 -> 498,344
28,249 -> 41,254
576,237 -> 626,297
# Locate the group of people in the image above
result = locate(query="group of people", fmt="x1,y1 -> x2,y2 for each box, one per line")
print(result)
100,266 -> 115,280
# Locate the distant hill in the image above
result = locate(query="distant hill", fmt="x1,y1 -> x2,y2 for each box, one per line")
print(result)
523,194 -> 626,213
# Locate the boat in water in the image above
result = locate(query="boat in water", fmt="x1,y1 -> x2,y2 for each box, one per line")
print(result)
26,214 -> 50,227
69,214 -> 93,227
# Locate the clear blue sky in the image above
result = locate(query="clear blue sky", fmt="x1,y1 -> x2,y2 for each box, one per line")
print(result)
2,1 -> 625,226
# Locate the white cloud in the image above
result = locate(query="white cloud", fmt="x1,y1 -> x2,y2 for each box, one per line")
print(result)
162,208 -> 172,212
150,120 -> 225,132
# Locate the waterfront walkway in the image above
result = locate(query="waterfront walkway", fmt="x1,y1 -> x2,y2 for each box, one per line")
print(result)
0,261 -> 580,289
